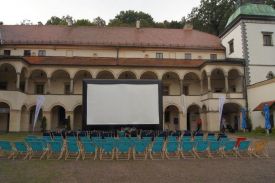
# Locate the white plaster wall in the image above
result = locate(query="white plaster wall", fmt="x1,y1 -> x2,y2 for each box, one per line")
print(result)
221,23 -> 243,59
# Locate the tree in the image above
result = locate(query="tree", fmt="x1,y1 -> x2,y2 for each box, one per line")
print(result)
0,21 -> 3,25
108,10 -> 155,27
93,17 -> 106,27
46,16 -> 68,25
187,0 -> 238,35
21,19 -> 33,25
74,19 -> 94,26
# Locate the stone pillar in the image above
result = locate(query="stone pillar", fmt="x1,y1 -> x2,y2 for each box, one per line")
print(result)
24,77 -> 29,93
43,111 -> 52,131
225,75 -> 229,93
207,74 -> 211,92
180,79 -> 183,95
16,73 -> 21,90
9,109 -> 21,132
70,79 -> 74,94
47,78 -> 51,94
179,111 -> 187,130
66,111 -> 74,130
200,79 -> 203,94
207,112 -> 220,132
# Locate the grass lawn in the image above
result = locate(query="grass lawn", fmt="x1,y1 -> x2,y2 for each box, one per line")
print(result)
0,132 -> 42,141
233,130 -> 275,140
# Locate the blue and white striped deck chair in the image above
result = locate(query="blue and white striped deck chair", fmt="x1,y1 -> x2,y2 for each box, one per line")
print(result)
14,141 -> 30,160
65,141 -> 81,160
221,141 -> 237,158
116,141 -> 132,160
236,140 -> 252,158
208,141 -> 222,158
100,141 -> 115,160
81,141 -> 97,160
47,141 -> 64,160
133,141 -> 148,160
28,141 -> 48,160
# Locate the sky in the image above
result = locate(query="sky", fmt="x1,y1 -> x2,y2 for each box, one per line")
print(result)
0,0 -> 200,25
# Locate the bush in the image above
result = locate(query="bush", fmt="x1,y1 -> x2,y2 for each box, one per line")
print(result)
247,117 -> 252,132
254,126 -> 265,134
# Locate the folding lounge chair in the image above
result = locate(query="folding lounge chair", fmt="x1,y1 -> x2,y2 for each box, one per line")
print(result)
167,136 -> 177,142
66,136 -> 77,143
180,141 -> 195,159
182,136 -> 192,142
250,140 -> 269,158
47,141 -> 64,160
116,141 -> 131,160
81,141 -> 97,160
194,136 -> 204,142
80,136 -> 91,143
28,141 -> 48,160
193,141 -> 209,159
236,140 -> 252,158
165,141 -> 180,159
133,141 -> 148,160
207,135 -> 217,141
14,141 -> 30,160
207,141 -> 222,158
0,141 -> 15,159
150,141 -> 164,160
221,141 -> 237,158
100,142 -> 115,160
53,136 -> 63,142
65,141 -> 81,160
42,136 -> 52,142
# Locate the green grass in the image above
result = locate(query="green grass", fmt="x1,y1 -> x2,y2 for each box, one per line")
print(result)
0,132 -> 42,141
234,130 -> 275,140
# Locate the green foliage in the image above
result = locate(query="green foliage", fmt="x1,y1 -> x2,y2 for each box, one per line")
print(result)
108,10 -> 155,27
46,16 -> 69,25
254,126 -> 266,134
41,116 -> 47,132
93,17 -> 106,27
74,19 -> 94,26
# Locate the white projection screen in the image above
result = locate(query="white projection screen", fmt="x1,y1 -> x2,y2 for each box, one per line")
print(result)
83,80 -> 162,129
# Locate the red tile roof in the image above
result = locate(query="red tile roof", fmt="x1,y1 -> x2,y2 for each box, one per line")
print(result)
23,56 -> 205,68
253,100 -> 275,111
0,25 -> 224,50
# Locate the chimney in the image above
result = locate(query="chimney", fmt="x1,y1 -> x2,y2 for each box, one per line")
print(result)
184,22 -> 193,30
136,20 -> 140,29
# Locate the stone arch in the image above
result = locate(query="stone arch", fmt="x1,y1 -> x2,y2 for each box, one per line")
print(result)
187,104 -> 201,131
29,69 -> 48,94
51,70 -> 71,94
140,71 -> 159,80
73,70 -> 92,94
183,72 -> 201,96
228,69 -> 243,93
96,70 -> 115,79
164,105 -> 180,131
51,105 -> 66,130
0,102 -> 10,132
0,63 -> 17,91
118,71 -> 137,79
222,102 -> 242,132
211,68 -> 225,93
162,72 -> 180,95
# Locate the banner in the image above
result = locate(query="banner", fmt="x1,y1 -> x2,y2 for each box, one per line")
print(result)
218,96 -> 226,128
33,95 -> 45,131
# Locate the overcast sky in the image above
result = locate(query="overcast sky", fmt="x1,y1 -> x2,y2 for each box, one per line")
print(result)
0,0 -> 200,25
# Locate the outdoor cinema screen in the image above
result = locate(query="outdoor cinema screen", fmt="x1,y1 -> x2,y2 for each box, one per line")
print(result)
83,80 -> 162,127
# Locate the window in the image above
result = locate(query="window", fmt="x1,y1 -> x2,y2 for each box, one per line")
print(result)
20,82 -> 25,92
228,39 -> 234,54
3,50 -> 11,56
210,54 -> 217,60
262,32 -> 273,46
35,84 -> 44,94
0,82 -> 7,90
183,86 -> 189,95
38,50 -> 46,56
185,53 -> 192,59
156,52 -> 163,59
24,50 -> 31,56
64,84 -> 70,94
163,85 -> 169,95
165,111 -> 170,122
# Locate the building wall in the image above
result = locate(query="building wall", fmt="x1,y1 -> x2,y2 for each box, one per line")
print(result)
221,23 -> 243,59
247,78 -> 275,128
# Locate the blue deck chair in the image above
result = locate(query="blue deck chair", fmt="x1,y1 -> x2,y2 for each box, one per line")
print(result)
150,141 -> 164,160
81,142 -> 97,160
167,136 -> 178,142
116,141 -> 132,160
207,135 -> 217,141
182,136 -> 192,142
236,140 -> 252,158
65,141 -> 81,160
221,141 -> 237,158
47,141 -> 64,160
0,141 -> 15,159
100,142 -> 114,160
193,141 -> 209,158
42,136 -> 52,142
28,141 -> 48,160
14,141 -> 30,160
165,141 -> 180,159
80,136 -> 91,143
66,136 -> 77,143
53,136 -> 63,142
133,141 -> 148,160
154,137 -> 165,143
207,141 -> 222,158
180,141 -> 195,159
194,136 -> 204,142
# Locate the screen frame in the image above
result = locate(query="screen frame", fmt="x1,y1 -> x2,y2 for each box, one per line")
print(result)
82,79 -> 163,130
